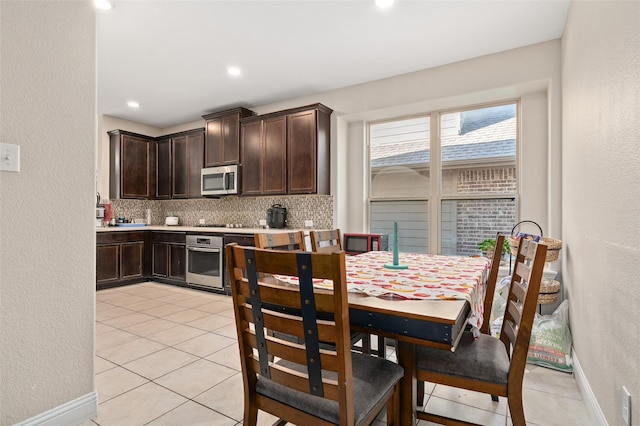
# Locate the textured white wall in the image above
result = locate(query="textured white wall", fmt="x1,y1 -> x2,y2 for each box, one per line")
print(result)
562,2 -> 640,424
247,41 -> 562,242
0,1 -> 96,424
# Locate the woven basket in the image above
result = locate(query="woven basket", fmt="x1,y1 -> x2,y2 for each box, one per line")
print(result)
537,279 -> 560,304
540,279 -> 560,293
538,292 -> 560,304
508,220 -> 562,263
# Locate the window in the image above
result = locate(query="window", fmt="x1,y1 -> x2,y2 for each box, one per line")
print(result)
369,117 -> 429,252
369,103 -> 517,255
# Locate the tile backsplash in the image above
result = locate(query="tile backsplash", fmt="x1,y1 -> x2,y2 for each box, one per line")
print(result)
107,195 -> 333,229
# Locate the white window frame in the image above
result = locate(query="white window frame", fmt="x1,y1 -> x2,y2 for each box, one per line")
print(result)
367,99 -> 520,254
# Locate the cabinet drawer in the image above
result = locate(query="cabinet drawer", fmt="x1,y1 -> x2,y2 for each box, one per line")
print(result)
151,231 -> 186,244
97,231 -> 146,244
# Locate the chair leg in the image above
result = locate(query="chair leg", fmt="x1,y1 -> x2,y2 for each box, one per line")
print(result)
377,335 -> 386,358
507,388 -> 526,426
244,403 -> 258,426
361,333 -> 371,355
386,383 -> 400,425
416,380 -> 425,407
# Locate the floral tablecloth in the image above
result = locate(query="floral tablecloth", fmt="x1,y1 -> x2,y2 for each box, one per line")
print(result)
275,251 -> 490,330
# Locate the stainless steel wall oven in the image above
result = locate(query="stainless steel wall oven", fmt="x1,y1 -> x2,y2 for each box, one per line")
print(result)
186,235 -> 223,289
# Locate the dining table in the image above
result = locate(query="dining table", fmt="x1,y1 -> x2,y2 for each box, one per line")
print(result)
275,250 -> 491,425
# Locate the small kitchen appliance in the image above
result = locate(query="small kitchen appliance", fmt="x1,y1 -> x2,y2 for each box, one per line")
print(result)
343,233 -> 389,255
165,215 -> 179,226
96,192 -> 105,227
266,204 -> 287,229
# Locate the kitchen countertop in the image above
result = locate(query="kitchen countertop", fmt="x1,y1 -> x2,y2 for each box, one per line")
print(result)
96,225 -> 306,234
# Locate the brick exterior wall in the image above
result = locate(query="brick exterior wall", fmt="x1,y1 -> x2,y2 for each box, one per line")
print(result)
455,167 -> 516,255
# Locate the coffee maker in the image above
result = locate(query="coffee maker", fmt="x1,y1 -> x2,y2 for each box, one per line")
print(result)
96,192 -> 105,227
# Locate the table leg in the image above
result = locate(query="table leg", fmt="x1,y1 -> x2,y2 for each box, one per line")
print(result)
397,341 -> 416,426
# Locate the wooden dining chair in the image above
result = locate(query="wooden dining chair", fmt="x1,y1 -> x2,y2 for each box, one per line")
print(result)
226,243 -> 404,425
309,229 -> 342,253
307,229 -> 375,355
254,231 -> 307,251
416,233 -> 506,404
254,231 -> 307,347
414,237 -> 547,426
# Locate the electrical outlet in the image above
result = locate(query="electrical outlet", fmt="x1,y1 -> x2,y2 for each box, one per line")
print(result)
199,218 -> 205,225
622,386 -> 632,426
259,219 -> 267,226
304,220 -> 314,228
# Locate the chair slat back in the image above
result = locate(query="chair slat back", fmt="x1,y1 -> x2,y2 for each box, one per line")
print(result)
309,229 -> 342,253
226,243 -> 354,412
500,238 -> 547,380
254,231 -> 307,251
480,233 -> 505,334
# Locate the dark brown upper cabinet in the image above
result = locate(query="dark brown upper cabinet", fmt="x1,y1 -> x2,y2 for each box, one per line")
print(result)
240,103 -> 332,196
203,107 -> 255,167
109,130 -> 156,199
156,137 -> 172,200
240,114 -> 287,196
287,104 -> 331,195
170,128 -> 205,199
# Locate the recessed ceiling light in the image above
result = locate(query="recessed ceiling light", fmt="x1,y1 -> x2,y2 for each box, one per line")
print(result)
227,66 -> 242,76
374,0 -> 394,8
127,101 -> 140,108
95,0 -> 113,10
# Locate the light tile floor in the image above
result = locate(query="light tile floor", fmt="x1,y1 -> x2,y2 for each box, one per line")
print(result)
86,282 -> 595,426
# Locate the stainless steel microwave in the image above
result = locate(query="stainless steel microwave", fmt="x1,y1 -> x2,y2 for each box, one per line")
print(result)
201,165 -> 240,196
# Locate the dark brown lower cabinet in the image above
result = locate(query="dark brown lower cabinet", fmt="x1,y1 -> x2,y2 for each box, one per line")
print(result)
151,231 -> 186,284
98,230 -> 262,292
151,242 -> 168,277
222,233 -> 255,294
96,244 -> 120,284
96,231 -> 149,290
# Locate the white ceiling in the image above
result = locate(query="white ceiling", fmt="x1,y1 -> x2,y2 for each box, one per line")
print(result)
97,0 -> 570,128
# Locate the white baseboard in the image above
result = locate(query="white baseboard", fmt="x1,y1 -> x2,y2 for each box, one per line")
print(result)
572,349 -> 608,425
14,391 -> 97,426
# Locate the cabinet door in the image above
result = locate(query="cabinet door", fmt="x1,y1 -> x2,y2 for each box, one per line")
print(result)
205,117 -> 239,167
151,242 -> 168,277
221,114 -> 240,165
287,110 -> 317,194
205,108 -> 254,167
241,120 -> 263,195
262,115 -> 287,195
156,138 -> 172,200
96,244 -> 119,284
168,244 -> 186,281
172,135 -> 188,198
121,134 -> 153,198
205,117 -> 223,167
187,131 -> 204,198
121,242 -> 145,280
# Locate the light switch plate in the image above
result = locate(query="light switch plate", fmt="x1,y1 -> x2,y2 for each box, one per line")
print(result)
0,143 -> 20,172
622,386 -> 632,425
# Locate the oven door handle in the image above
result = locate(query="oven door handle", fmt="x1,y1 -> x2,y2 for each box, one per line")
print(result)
187,247 -> 221,253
